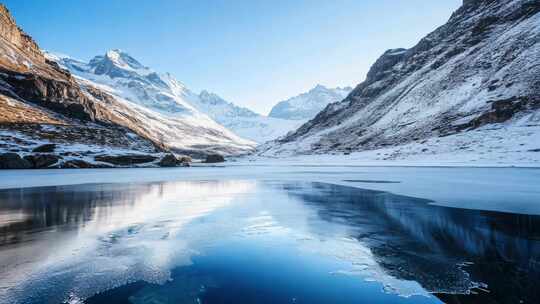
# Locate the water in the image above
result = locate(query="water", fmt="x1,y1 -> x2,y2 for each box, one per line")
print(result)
0,167 -> 539,303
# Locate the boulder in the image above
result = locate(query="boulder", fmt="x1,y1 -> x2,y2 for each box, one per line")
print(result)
204,154 -> 225,163
158,154 -> 192,167
158,154 -> 180,167
179,156 -> 192,166
32,143 -> 56,153
0,153 -> 32,169
23,154 -> 61,168
94,154 -> 157,166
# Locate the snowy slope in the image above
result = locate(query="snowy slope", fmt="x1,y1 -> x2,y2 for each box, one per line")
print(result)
194,90 -> 304,143
50,50 -> 302,145
47,50 -> 255,155
268,85 -> 351,120
262,0 -> 540,158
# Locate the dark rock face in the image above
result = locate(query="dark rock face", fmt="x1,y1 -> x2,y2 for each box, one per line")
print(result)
0,153 -> 32,169
32,143 -> 56,153
0,69 -> 98,122
94,154 -> 158,166
204,154 -> 225,163
23,153 -> 61,168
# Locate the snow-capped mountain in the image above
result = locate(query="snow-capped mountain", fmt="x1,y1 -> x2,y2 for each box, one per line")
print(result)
53,49 -> 202,115
52,50 -> 302,144
193,91 -> 304,143
268,85 -> 351,120
260,0 -> 540,160
48,50 -> 255,155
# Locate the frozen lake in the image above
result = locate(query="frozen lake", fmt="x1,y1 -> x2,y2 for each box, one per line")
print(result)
0,164 -> 539,303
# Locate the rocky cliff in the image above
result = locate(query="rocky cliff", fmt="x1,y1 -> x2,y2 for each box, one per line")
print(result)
0,4 -> 100,122
261,0 -> 540,159
0,4 -> 42,62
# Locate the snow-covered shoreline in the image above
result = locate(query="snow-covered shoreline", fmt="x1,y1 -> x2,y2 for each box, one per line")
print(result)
254,122 -> 540,168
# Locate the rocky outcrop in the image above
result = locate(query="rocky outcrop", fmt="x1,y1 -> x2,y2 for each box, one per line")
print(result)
0,70 -> 99,121
158,153 -> 191,167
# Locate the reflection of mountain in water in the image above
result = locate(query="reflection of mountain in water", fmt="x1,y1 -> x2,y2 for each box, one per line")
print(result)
0,180 -> 255,304
0,183 -> 154,245
282,182 -> 540,303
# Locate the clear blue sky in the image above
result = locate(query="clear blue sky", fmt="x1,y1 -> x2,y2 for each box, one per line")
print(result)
4,0 -> 461,115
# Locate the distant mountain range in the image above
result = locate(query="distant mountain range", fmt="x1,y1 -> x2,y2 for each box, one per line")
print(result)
194,90 -> 303,143
269,85 -> 351,120
52,50 -> 339,144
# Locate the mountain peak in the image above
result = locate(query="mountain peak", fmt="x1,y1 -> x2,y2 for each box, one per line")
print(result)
103,49 -> 145,70
268,86 -> 352,120
88,49 -> 148,78
199,90 -> 216,98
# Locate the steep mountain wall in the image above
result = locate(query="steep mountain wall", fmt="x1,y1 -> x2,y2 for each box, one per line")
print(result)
265,0 -> 540,155
0,4 -> 43,62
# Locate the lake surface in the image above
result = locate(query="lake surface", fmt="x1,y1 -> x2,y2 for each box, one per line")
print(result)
1,166 -> 540,303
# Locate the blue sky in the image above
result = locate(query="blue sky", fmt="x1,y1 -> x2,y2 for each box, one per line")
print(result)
4,0 -> 461,115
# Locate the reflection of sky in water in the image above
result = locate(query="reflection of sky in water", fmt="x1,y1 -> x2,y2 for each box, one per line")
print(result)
0,180 -> 539,303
